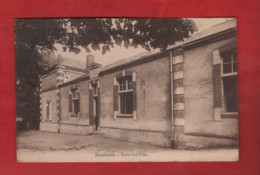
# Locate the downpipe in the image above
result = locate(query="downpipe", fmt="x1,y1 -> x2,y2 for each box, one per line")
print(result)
58,88 -> 61,133
170,51 -> 174,148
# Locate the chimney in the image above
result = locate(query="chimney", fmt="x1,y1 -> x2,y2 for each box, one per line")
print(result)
86,54 -> 94,69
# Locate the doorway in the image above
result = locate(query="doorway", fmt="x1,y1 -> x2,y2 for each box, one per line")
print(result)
93,97 -> 99,130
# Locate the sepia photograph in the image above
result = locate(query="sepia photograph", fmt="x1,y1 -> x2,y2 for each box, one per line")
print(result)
15,17 -> 239,162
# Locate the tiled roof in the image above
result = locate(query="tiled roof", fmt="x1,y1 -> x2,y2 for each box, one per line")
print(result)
58,56 -> 86,70
100,50 -> 161,72
100,19 -> 237,73
168,18 -> 237,49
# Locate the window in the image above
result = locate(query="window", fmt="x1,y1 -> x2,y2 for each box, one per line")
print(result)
212,42 -> 237,121
222,50 -> 238,113
89,80 -> 100,125
118,76 -> 133,114
73,98 -> 79,115
113,71 -> 136,120
222,51 -> 237,74
69,87 -> 80,117
92,83 -> 98,96
45,101 -> 51,120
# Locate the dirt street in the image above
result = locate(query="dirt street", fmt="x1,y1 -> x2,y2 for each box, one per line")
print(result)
16,130 -> 239,162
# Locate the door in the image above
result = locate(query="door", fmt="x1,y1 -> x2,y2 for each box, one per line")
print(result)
93,97 -> 99,130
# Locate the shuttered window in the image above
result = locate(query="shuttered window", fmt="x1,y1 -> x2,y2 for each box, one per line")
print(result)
213,41 -> 238,121
89,88 -> 94,124
118,77 -> 133,114
89,80 -> 100,125
45,102 -> 51,120
69,87 -> 80,117
221,49 -> 238,112
113,71 -> 137,120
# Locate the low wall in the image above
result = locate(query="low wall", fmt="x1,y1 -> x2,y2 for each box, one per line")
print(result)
59,123 -> 93,135
184,134 -> 239,149
40,122 -> 59,133
99,127 -> 171,147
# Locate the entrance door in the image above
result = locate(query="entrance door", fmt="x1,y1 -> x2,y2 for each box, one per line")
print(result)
93,97 -> 99,130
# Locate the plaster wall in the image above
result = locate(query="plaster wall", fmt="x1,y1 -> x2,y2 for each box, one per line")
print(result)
183,37 -> 238,139
41,71 -> 57,90
41,89 -> 58,122
39,122 -> 59,133
59,124 -> 93,135
100,127 -> 171,147
64,70 -> 84,81
59,80 -> 90,125
99,56 -> 171,132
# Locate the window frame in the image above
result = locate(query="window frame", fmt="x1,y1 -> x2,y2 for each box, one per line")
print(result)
118,76 -> 134,116
91,82 -> 98,97
89,79 -> 100,125
69,86 -> 80,118
45,101 -> 52,121
113,71 -> 137,120
221,49 -> 238,115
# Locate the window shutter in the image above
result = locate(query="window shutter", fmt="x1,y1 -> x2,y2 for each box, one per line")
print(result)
132,72 -> 137,120
97,88 -> 101,126
213,64 -> 222,108
133,81 -> 137,111
69,94 -> 72,112
212,49 -> 224,121
89,89 -> 94,125
113,85 -> 119,111
77,92 -> 80,113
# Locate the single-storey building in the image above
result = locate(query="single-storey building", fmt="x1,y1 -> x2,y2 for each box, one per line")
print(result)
39,19 -> 238,149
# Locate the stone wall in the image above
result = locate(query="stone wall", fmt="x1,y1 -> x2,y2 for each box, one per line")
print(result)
184,134 -> 239,149
99,127 -> 171,147
59,123 -> 93,135
40,122 -> 59,133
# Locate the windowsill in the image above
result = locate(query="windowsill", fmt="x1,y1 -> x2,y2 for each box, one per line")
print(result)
118,89 -> 133,93
41,119 -> 52,122
221,72 -> 237,77
221,112 -> 238,118
117,114 -> 133,118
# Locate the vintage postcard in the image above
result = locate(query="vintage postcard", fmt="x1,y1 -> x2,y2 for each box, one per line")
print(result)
15,18 -> 238,162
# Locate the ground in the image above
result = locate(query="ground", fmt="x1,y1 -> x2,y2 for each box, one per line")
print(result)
16,130 -> 239,162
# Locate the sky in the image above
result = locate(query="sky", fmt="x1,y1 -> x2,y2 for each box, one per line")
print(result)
55,18 -> 234,66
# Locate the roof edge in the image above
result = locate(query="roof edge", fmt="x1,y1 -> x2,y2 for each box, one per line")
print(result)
99,28 -> 236,76
42,64 -> 86,77
58,75 -> 90,88
182,28 -> 237,50
99,51 -> 168,76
